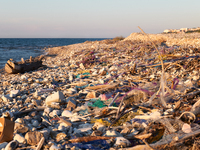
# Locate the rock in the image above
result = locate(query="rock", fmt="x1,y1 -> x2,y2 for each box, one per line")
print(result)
14,123 -> 29,134
79,63 -> 85,70
2,95 -> 12,102
105,130 -> 122,137
91,130 -> 103,136
56,132 -> 67,142
5,140 -> 18,150
13,134 -> 26,143
25,131 -> 44,145
114,137 -> 131,147
93,122 -> 106,132
134,111 -> 161,120
44,107 -> 52,114
49,144 -> 61,150
85,91 -> 96,99
15,118 -> 24,124
40,129 -> 50,140
10,90 -> 20,98
73,123 -> 93,136
97,124 -> 106,132
66,99 -> 76,111
52,110 -> 61,116
120,127 -> 131,136
20,75 -> 27,80
49,110 -> 61,117
61,110 -> 73,118
0,142 -> 8,149
70,115 -> 82,122
31,120 -> 40,127
45,91 -> 64,106
58,122 -> 71,128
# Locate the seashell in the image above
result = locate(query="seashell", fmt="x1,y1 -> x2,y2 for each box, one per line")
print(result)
182,123 -> 192,133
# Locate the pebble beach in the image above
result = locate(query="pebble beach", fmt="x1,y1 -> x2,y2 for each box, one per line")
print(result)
0,32 -> 200,150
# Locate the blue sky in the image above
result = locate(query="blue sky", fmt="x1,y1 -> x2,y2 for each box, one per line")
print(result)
0,0 -> 199,38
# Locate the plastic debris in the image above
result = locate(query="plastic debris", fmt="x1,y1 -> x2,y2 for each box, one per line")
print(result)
0,32 -> 200,149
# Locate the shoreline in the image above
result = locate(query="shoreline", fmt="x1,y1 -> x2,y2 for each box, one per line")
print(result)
0,32 -> 200,149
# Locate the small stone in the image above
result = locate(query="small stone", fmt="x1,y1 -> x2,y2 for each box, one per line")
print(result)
44,107 -> 52,114
73,123 -> 93,136
91,130 -> 103,136
2,95 -> 12,102
0,142 -> 8,149
85,91 -> 96,99
66,99 -> 76,110
21,75 -> 27,80
97,124 -> 106,132
56,132 -> 67,142
105,130 -> 122,137
49,144 -> 61,150
114,137 -> 131,147
15,118 -> 24,124
21,95 -> 26,99
45,91 -> 64,106
10,90 -> 20,98
120,127 -> 130,136
15,124 -> 29,134
28,103 -> 34,108
66,88 -> 77,95
50,110 -> 61,117
13,134 -> 25,143
32,99 -> 41,106
79,63 -> 85,70
5,140 -> 18,150
61,110 -> 73,118
25,131 -> 44,145
31,120 -> 39,127
182,123 -> 192,133
40,129 -> 50,140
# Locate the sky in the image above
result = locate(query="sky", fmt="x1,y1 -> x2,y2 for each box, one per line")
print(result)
0,0 -> 199,38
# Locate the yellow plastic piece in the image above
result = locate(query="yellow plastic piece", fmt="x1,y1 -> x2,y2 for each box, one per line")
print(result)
91,118 -> 111,127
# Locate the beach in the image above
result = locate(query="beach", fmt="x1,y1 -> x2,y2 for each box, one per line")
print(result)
0,32 -> 200,149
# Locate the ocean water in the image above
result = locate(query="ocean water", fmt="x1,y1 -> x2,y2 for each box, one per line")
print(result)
0,38 -> 106,69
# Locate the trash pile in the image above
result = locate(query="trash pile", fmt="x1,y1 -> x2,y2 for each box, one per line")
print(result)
0,32 -> 200,150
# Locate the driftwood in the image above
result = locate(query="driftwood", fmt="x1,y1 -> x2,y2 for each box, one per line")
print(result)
35,137 -> 45,150
69,136 -> 115,143
13,107 -> 45,121
5,55 -> 44,74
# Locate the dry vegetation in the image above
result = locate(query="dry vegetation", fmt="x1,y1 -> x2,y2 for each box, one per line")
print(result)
124,32 -> 200,48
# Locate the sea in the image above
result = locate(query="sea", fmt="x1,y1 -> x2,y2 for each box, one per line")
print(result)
0,38 -> 107,69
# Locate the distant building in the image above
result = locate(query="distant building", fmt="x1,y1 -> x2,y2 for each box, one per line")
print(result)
180,28 -> 189,32
163,29 -> 171,33
163,27 -> 200,33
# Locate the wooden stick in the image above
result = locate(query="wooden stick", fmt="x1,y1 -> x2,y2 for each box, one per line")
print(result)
138,26 -> 164,71
108,92 -> 120,107
138,26 -> 167,108
69,136 -> 115,143
116,96 -> 125,118
41,117 -> 52,125
35,137 -> 45,150
57,116 -> 72,126
13,107 -> 45,121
